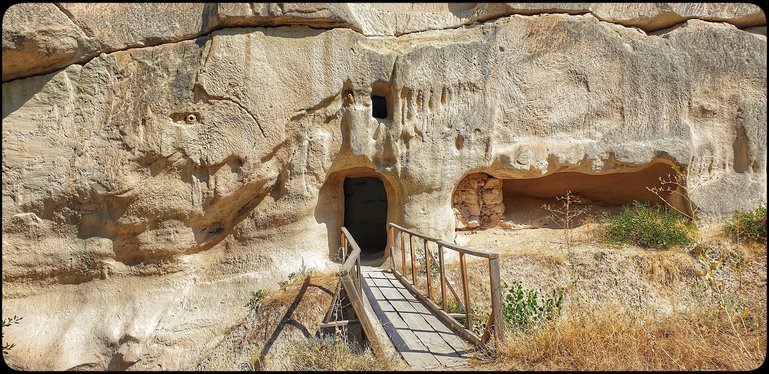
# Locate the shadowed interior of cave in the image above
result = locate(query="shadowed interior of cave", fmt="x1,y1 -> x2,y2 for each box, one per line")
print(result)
344,177 -> 388,265
501,163 -> 683,228
371,95 -> 388,119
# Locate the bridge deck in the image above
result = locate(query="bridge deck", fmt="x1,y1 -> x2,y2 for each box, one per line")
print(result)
361,268 -> 472,370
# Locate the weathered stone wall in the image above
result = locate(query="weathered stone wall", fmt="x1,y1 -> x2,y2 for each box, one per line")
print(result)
453,173 -> 505,230
2,3 -> 766,370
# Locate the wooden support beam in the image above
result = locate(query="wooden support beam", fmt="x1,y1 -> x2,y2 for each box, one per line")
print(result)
400,231 -> 406,277
341,274 -> 381,356
409,234 -> 417,286
439,244 -> 446,311
459,253 -> 472,332
488,257 -> 504,344
424,238 -> 432,299
320,319 -> 360,328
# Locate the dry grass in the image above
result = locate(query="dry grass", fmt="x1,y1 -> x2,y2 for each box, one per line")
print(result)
462,219 -> 767,371
638,248 -> 695,285
475,300 -> 766,371
284,335 -> 407,371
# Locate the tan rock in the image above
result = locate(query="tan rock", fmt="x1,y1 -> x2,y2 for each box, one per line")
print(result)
3,3 -> 764,81
1,6 -> 766,371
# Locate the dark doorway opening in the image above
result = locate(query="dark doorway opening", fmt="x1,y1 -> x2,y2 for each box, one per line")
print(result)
344,177 -> 388,266
371,95 -> 388,119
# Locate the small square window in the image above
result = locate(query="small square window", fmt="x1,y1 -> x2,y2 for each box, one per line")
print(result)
371,95 -> 388,119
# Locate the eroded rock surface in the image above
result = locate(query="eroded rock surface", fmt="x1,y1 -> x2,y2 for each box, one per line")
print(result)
2,3 -> 765,81
2,3 -> 766,371
453,173 -> 505,230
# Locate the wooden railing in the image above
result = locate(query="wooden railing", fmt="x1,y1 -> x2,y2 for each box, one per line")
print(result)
320,227 -> 382,356
387,223 -> 504,346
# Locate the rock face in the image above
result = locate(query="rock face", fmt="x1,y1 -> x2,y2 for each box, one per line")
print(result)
2,3 -> 766,371
453,173 -> 505,230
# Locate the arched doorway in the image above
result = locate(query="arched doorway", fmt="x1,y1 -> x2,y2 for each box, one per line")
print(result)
344,176 -> 388,266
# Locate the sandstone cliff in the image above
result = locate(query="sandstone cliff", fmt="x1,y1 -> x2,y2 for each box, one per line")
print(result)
2,3 -> 766,370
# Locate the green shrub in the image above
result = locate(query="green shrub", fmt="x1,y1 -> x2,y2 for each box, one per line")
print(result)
502,281 -> 564,331
600,201 -> 695,249
724,205 -> 767,243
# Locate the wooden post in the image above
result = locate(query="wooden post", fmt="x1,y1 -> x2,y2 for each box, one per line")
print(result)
488,257 -> 504,344
424,238 -> 432,299
400,231 -> 406,277
409,234 -> 417,286
460,252 -> 472,331
341,232 -> 347,262
439,244 -> 447,311
357,256 -> 362,299
387,225 -> 395,270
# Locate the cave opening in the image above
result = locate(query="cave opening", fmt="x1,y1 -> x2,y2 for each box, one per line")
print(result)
452,163 -> 686,230
344,176 -> 388,265
371,95 -> 388,119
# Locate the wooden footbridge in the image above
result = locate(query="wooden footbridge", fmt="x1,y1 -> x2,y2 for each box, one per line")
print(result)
321,223 -> 504,370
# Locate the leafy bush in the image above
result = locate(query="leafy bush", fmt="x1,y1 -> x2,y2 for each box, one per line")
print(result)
600,201 -> 695,249
502,281 -> 564,331
724,205 -> 767,243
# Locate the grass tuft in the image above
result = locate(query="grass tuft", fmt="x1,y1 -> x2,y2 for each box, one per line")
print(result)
284,336 -> 405,371
600,201 -> 695,249
724,205 -> 767,243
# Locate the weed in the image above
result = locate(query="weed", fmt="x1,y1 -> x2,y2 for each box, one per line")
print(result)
501,281 -> 564,331
246,290 -> 265,311
2,315 -> 22,355
600,201 -> 695,249
724,205 -> 767,243
543,191 -> 589,286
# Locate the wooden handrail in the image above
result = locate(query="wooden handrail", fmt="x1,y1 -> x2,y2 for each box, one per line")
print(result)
329,227 -> 382,356
387,222 -> 505,346
388,223 -> 499,259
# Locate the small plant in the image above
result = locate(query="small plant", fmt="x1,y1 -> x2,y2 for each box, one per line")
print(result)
501,281 -> 564,331
543,191 -> 590,287
2,315 -> 22,355
724,205 -> 766,243
600,201 -> 695,249
246,290 -> 265,311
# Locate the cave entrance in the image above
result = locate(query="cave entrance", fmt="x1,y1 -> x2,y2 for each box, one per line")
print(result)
344,177 -> 388,266
452,162 -> 687,230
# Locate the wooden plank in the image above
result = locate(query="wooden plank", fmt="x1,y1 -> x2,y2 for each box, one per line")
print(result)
459,253 -> 472,332
320,319 -> 359,328
393,271 -> 483,346
400,310 -> 435,331
421,313 -> 454,334
439,332 -> 472,354
381,286 -> 406,301
341,274 -> 382,356
323,282 -> 342,323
